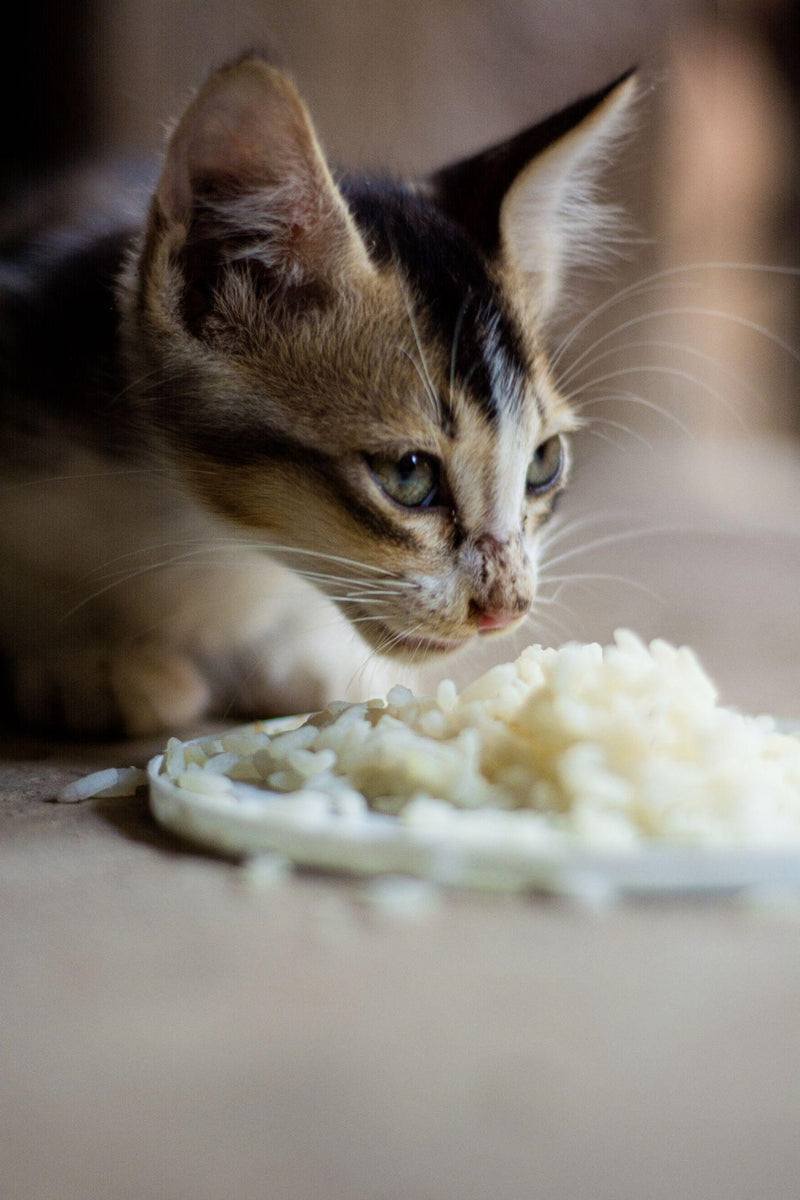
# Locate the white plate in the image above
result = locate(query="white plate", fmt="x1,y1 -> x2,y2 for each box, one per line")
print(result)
148,721 -> 800,900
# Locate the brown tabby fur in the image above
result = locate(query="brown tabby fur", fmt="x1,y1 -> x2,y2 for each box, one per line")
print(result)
0,56 -> 635,733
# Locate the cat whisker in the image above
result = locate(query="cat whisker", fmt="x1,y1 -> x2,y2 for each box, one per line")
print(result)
566,363 -> 737,421
538,507 -> 643,550
85,536 -> 412,584
83,563 -> 410,612
448,291 -> 473,409
0,465 -> 176,497
60,560 -> 212,620
246,541 -> 412,580
523,599 -> 576,644
281,569 -> 412,595
372,619 -> 427,664
550,273 -> 700,378
108,362 -> 183,405
396,273 -> 442,425
540,522 -> 688,572
399,347 -> 441,425
557,338 -> 763,413
550,260 -> 800,380
70,537 -> 415,621
79,538 -> 249,577
366,625 -> 402,661
560,303 -> 800,405
577,406 -> 665,450
550,281 -> 709,386
341,610 -> 395,622
579,424 -> 645,453
320,594 -> 395,607
573,390 -> 695,438
538,569 -> 663,603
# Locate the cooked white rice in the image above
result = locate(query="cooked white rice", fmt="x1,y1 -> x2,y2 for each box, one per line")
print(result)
57,765 -> 148,803
157,630 -> 800,849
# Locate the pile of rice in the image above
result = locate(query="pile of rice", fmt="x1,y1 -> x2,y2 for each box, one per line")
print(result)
159,630 -> 800,850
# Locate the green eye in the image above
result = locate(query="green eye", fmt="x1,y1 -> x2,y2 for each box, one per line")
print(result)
369,451 -> 440,508
526,435 -> 564,495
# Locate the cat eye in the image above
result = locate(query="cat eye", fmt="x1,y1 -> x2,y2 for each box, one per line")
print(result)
526,435 -> 564,495
368,451 -> 440,508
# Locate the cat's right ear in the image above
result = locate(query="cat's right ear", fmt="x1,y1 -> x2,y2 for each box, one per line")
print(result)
143,56 -> 372,322
426,72 -> 638,323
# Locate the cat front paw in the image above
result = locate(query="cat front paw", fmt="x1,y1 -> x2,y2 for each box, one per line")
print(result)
109,644 -> 211,736
219,627 -> 413,720
9,642 -> 211,737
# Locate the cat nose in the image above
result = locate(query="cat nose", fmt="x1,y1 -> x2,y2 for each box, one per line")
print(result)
474,606 -> 524,634
466,532 -> 534,634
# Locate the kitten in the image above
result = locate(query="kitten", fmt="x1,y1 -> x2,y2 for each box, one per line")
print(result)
0,55 -> 635,735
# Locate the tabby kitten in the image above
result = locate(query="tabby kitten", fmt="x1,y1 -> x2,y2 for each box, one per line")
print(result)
0,55 -> 635,734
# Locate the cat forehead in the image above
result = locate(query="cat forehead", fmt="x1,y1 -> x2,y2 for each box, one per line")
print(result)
339,176 -> 533,427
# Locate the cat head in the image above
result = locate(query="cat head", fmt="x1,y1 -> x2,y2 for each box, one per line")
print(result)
121,54 -> 636,660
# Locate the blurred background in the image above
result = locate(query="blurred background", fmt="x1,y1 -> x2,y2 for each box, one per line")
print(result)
6,0 -> 800,433
3,0 -> 799,711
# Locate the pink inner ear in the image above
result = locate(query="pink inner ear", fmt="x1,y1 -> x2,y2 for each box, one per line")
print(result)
150,57 -> 372,289
157,59 -> 322,226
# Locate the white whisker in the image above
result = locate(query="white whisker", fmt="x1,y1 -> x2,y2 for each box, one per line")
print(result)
449,292 -> 472,409
539,569 -> 663,602
579,416 -> 655,451
550,260 -> 800,379
541,523 -> 686,570
0,465 -> 174,497
558,338 -> 762,412
396,274 -> 441,424
567,363 -> 737,419
539,508 -> 642,549
85,536 -> 410,582
575,390 -> 695,437
566,304 -> 800,392
66,537 -> 414,621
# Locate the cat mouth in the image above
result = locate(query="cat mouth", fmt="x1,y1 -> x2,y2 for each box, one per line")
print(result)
386,614 -> 528,657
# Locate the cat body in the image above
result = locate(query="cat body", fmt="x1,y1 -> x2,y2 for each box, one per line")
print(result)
0,57 -> 635,734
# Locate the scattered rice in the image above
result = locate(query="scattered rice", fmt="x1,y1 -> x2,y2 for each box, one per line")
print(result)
156,630 -> 800,849
56,765 -> 147,803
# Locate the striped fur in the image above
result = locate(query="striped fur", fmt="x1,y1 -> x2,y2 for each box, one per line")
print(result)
0,56 -> 636,733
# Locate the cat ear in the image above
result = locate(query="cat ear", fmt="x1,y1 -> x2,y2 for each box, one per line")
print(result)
427,72 -> 638,322
152,55 -> 372,305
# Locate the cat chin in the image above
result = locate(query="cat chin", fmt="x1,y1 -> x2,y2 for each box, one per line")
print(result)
359,612 -> 532,662
372,631 -> 474,661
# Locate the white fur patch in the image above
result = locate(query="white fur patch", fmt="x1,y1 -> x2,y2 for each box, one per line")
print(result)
500,75 -> 637,321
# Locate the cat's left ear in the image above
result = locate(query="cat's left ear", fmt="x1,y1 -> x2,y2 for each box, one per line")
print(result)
426,72 -> 638,322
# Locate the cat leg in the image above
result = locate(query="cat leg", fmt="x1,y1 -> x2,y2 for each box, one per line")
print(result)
109,642 -> 211,736
12,644 -> 123,735
8,640 -> 210,737
117,554 -> 408,722
220,616 -> 394,719
4,559 -> 411,735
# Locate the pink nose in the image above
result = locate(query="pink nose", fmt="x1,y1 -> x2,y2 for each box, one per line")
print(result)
476,609 -> 522,634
